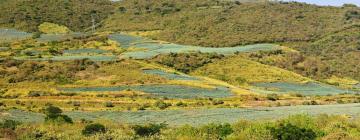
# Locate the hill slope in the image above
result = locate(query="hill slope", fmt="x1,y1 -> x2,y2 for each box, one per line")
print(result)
0,0 -> 115,32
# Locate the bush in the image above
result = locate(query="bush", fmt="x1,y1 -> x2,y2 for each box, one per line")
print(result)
132,123 -> 167,137
82,123 -> 106,136
212,100 -> 225,105
72,101 -> 81,107
200,123 -> 233,139
104,101 -> 114,107
176,101 -> 187,107
154,100 -> 171,110
44,105 -> 73,124
0,120 -> 20,130
270,123 -> 316,140
267,94 -> 279,101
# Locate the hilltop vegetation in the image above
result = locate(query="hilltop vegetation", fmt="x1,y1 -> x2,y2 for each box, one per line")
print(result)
102,0 -> 355,47
0,0 -> 115,32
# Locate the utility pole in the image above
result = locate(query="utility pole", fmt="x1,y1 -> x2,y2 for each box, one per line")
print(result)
91,14 -> 96,32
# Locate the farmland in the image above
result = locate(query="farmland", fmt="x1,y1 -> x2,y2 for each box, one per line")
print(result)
1,0 -> 360,139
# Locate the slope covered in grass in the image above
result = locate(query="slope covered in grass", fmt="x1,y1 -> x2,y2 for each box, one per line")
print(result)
192,55 -> 309,85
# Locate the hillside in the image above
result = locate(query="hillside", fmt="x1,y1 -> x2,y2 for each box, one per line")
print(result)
101,0 -> 357,47
1,1 -> 360,139
0,0 -> 115,32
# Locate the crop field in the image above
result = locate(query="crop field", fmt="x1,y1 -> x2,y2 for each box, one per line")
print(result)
109,33 -> 280,59
251,82 -> 352,95
143,69 -> 199,81
2,103 -> 360,126
63,48 -> 108,54
14,55 -> 117,61
108,33 -> 145,48
0,29 -> 32,42
60,85 -> 232,99
36,32 -> 88,42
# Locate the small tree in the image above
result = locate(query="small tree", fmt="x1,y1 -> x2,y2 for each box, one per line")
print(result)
270,123 -> 316,140
44,105 -> 73,124
82,123 -> 106,136
132,123 -> 167,137
154,100 -> 171,110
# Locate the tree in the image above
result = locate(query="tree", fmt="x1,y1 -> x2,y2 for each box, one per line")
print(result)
44,105 -> 73,124
270,123 -> 316,140
82,123 -> 106,136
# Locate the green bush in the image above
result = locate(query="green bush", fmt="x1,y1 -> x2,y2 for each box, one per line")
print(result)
132,123 -> 167,137
200,123 -> 233,139
267,94 -> 279,101
44,105 -> 73,124
82,123 -> 106,136
270,123 -> 316,140
154,100 -> 171,110
104,101 -> 114,107
0,120 -> 20,130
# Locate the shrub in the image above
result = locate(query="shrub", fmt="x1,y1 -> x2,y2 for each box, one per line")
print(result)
270,123 -> 316,140
212,100 -> 225,105
0,120 -> 20,130
267,94 -> 279,101
132,123 -> 167,137
72,101 -> 81,107
44,105 -> 73,124
104,101 -> 114,107
176,101 -> 187,107
200,123 -> 233,139
82,123 -> 106,136
154,100 -> 171,110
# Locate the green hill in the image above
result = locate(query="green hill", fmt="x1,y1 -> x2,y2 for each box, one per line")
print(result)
101,0 -> 356,47
0,0 -> 115,32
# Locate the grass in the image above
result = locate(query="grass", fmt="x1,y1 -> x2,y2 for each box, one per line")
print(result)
192,55 -> 310,85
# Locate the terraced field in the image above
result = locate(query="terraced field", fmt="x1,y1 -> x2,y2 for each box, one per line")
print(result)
60,85 -> 232,99
36,32 -> 87,42
0,29 -> 32,42
110,34 -> 280,59
14,55 -> 117,61
3,103 -> 360,126
251,82 -> 352,95
143,69 -> 199,81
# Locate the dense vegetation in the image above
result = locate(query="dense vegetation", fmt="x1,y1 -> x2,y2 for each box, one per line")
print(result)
151,52 -> 224,73
0,0 -> 115,32
1,113 -> 360,140
102,0 -> 356,47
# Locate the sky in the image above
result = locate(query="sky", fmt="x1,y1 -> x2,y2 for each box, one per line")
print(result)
282,0 -> 360,6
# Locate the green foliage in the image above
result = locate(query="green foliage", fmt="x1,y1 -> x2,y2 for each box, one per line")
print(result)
0,120 -> 20,130
104,102 -> 114,108
200,123 -> 233,139
44,105 -> 73,124
0,0 -> 115,32
103,0 -> 349,47
132,123 -> 167,137
266,94 -> 279,101
154,100 -> 171,109
82,123 -> 106,136
152,52 -> 224,73
270,123 -> 317,140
